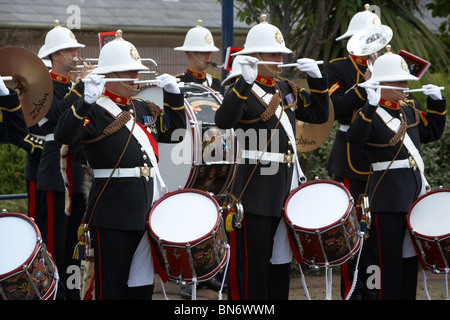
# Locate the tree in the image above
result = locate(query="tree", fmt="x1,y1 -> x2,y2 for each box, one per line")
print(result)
231,0 -> 450,76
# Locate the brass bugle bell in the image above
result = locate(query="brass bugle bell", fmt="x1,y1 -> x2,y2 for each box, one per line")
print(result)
347,24 -> 393,71
0,47 -> 53,126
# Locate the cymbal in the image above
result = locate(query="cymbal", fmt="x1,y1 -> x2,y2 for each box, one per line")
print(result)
293,79 -> 334,152
0,47 -> 53,126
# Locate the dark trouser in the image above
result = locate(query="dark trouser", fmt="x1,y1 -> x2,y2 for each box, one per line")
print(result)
36,190 -> 85,300
229,213 -> 291,300
91,227 -> 153,300
372,212 -> 418,300
337,177 -> 379,300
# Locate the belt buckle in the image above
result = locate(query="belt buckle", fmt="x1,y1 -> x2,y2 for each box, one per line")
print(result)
409,157 -> 417,170
140,166 -> 151,178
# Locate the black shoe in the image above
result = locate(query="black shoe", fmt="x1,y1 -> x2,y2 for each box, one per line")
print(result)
180,284 -> 192,299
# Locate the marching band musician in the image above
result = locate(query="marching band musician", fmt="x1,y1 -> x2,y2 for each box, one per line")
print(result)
54,31 -> 186,300
174,20 -> 224,95
174,18 -> 225,299
215,15 -> 329,300
36,20 -> 88,299
324,4 -> 382,300
346,49 -> 446,300
0,76 -> 29,142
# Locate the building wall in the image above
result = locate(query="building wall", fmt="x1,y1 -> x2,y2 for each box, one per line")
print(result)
0,27 -> 246,80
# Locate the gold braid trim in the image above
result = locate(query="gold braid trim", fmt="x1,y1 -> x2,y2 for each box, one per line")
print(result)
366,105 -> 420,148
82,111 -> 132,144
239,79 -> 297,124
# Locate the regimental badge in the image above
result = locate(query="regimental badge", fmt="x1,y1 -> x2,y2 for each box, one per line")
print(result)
205,33 -> 212,45
275,30 -> 284,44
130,46 -> 140,61
69,31 -> 77,40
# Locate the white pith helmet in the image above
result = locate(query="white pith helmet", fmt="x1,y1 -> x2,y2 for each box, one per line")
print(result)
336,4 -> 381,41
174,20 -> 219,52
232,14 -> 292,56
221,55 -> 246,86
38,45 -> 52,68
90,30 -> 149,74
368,46 -> 418,82
38,20 -> 85,59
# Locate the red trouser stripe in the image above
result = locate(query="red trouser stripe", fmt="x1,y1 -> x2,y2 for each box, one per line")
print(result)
46,191 -> 54,255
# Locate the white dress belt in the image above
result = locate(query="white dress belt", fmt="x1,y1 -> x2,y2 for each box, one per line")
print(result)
241,150 -> 295,164
93,166 -> 154,179
372,157 -> 417,172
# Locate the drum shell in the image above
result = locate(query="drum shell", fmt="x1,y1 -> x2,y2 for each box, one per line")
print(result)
284,180 -> 361,267
407,188 -> 450,273
147,189 -> 228,283
0,213 -> 58,300
156,83 -> 238,196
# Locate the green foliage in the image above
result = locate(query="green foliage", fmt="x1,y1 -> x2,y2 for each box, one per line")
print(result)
0,143 -> 26,195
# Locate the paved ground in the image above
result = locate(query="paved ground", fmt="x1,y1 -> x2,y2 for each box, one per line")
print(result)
152,267 -> 448,301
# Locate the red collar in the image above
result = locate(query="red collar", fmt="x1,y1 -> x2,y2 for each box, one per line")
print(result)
187,68 -> 206,80
50,72 -> 71,83
255,75 -> 276,87
102,89 -> 132,106
379,98 -> 400,110
350,55 -> 367,66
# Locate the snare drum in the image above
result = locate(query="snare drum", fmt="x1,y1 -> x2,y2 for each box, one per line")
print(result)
157,83 -> 238,196
284,180 -> 361,267
147,189 -> 228,283
0,213 -> 58,300
407,188 -> 450,273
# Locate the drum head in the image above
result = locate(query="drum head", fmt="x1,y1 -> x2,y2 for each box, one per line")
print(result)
408,190 -> 450,237
285,180 -> 351,229
149,190 -> 219,243
0,214 -> 39,275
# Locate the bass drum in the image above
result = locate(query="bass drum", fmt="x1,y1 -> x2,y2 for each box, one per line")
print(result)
158,83 -> 238,197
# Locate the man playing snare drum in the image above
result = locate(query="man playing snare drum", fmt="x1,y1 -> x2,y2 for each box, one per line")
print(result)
215,15 -> 329,300
54,31 -> 186,300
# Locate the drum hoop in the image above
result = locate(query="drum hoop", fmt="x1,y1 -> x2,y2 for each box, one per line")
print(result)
406,188 -> 450,238
147,188 -> 221,245
0,213 -> 41,279
283,179 -> 353,232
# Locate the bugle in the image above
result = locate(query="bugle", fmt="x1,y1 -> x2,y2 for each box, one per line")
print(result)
278,61 -> 324,68
358,83 -> 445,93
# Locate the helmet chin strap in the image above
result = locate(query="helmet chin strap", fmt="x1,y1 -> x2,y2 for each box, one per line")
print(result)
255,53 -> 281,77
190,52 -> 208,70
59,51 -> 77,66
385,82 -> 408,100
111,72 -> 139,95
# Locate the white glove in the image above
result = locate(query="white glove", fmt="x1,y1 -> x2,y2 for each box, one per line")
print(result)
297,58 -> 322,78
364,81 -> 381,106
240,56 -> 259,84
157,74 -> 180,94
0,76 -> 9,96
84,74 -> 105,104
423,84 -> 442,100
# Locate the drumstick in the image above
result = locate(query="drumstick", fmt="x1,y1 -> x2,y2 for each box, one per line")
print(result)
278,61 -> 324,68
1,76 -> 13,81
